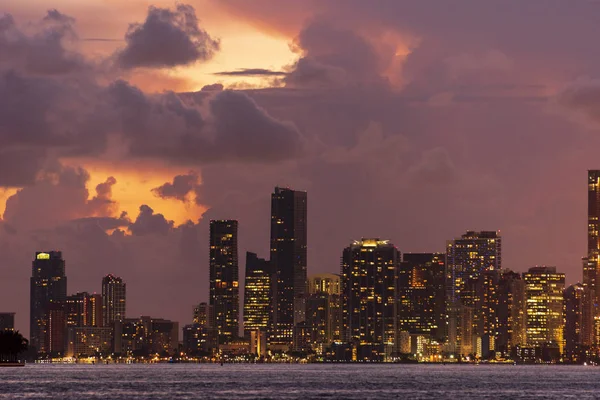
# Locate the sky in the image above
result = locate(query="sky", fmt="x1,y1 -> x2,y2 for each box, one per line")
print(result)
2,0 -> 600,337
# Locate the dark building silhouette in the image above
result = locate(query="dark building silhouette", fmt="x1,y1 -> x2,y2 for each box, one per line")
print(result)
495,270 -> 526,356
209,220 -> 239,342
270,187 -> 307,346
398,253 -> 446,340
341,239 -> 400,360
243,252 -> 271,339
587,171 -> 600,311
0,312 -> 15,330
102,274 -> 126,327
565,283 -> 587,361
66,292 -> 91,328
30,251 -> 67,353
446,231 -> 501,356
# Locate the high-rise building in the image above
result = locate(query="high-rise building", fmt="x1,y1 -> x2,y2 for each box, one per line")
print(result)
66,292 -> 91,328
209,220 -> 239,342
193,302 -> 212,327
102,274 -> 126,327
565,283 -> 587,361
30,251 -> 67,353
398,253 -> 446,340
243,252 -> 271,339
496,270 -> 526,355
306,273 -> 342,352
270,187 -> 307,346
0,313 -> 15,331
89,294 -> 103,327
341,239 -> 400,360
114,316 -> 179,356
446,231 -> 501,356
587,171 -> 600,310
524,266 -> 565,353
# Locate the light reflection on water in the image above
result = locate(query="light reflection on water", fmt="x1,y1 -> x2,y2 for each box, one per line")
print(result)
0,364 -> 597,399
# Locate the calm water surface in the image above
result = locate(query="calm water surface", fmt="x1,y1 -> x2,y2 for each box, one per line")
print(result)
0,364 -> 598,399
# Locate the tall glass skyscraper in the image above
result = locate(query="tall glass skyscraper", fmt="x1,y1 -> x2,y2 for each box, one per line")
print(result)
209,220 -> 239,342
446,231 -> 501,356
270,187 -> 307,346
341,239 -> 400,360
243,252 -> 271,338
102,274 -> 126,327
30,251 -> 67,353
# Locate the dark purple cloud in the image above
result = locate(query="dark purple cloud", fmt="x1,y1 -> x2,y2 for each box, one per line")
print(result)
152,172 -> 199,202
116,4 -> 220,69
214,68 -> 287,77
128,205 -> 174,236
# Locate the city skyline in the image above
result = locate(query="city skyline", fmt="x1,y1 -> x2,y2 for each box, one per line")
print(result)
4,0 -> 600,343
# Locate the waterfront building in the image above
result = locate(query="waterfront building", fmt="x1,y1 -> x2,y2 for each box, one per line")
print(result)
102,274 -> 126,327
30,251 -> 67,354
209,220 -> 239,342
243,252 -> 271,339
341,239 -> 400,360
270,187 -> 308,346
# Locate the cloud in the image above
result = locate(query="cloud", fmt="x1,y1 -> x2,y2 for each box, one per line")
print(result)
115,4 -> 220,69
214,68 -> 287,77
556,79 -> 600,126
128,205 -> 174,236
152,172 -> 199,202
0,10 -> 87,75
87,177 -> 118,216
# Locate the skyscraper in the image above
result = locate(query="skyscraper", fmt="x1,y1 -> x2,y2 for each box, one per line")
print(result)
243,252 -> 271,339
270,187 -> 307,346
209,220 -> 239,342
523,266 -> 565,353
30,251 -> 67,353
102,274 -> 126,327
341,239 -> 400,360
306,273 -> 342,352
446,231 -> 501,355
565,283 -> 586,361
587,170 -> 600,310
66,292 -> 91,328
398,253 -> 446,340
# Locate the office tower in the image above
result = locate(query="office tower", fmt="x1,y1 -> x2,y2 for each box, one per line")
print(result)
102,274 -> 126,327
495,270 -> 526,355
398,253 -> 446,340
66,292 -> 91,328
565,283 -> 587,361
523,266 -> 565,353
341,239 -> 400,360
47,303 -> 66,355
89,294 -> 103,327
209,220 -> 239,342
446,231 -> 501,356
588,171 -> 600,309
0,313 -> 15,330
306,273 -> 342,352
270,187 -> 308,346
243,252 -> 271,338
30,251 -> 67,353
582,257 -> 596,345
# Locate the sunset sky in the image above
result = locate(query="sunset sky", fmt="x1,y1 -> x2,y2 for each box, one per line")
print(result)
3,0 -> 600,336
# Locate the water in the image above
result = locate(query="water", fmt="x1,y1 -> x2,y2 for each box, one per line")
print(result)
0,364 -> 597,399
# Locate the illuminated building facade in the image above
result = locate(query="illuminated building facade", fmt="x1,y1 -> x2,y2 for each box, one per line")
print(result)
270,187 -> 308,346
47,303 -> 66,355
66,327 -> 112,358
30,251 -> 67,353
89,294 -> 103,327
398,253 -> 446,339
243,252 -> 271,339
588,170 -> 600,311
306,274 -> 342,351
446,231 -> 501,356
495,270 -> 526,355
524,266 -> 565,353
0,313 -> 15,331
209,220 -> 239,342
341,239 -> 400,359
114,316 -> 179,355
102,274 -> 126,327
66,292 -> 91,328
193,302 -> 212,327
564,283 -> 587,361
